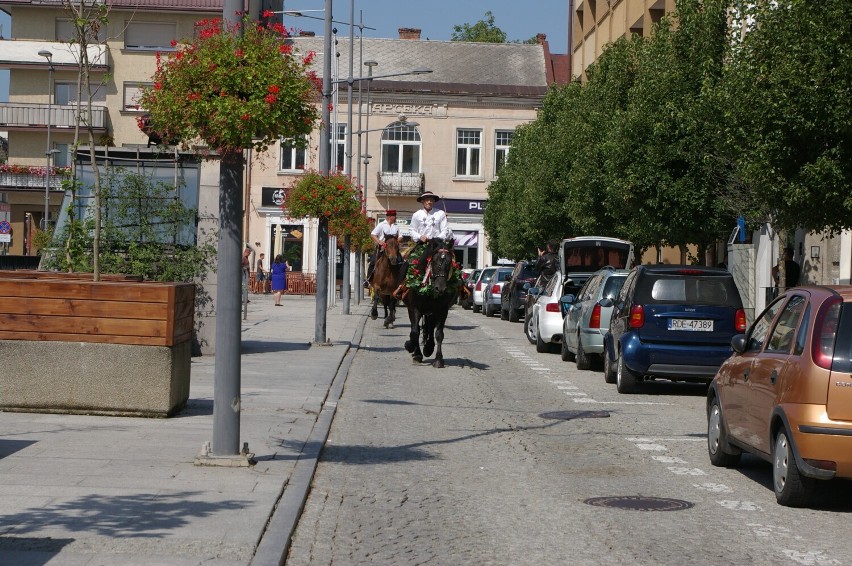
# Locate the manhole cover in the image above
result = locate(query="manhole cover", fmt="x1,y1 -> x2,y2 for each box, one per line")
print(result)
539,410 -> 610,420
584,496 -> 694,512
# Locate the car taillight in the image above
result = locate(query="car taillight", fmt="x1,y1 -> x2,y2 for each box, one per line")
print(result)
813,298 -> 842,369
629,305 -> 644,328
475,282 -> 482,291
735,308 -> 747,332
546,302 -> 561,313
589,303 -> 601,329
491,284 -> 501,294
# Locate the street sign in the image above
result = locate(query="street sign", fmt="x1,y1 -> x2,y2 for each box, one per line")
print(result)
0,234 -> 10,243
0,220 -> 11,234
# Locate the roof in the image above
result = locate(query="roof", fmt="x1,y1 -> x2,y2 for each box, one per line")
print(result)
291,36 -> 551,98
0,0 -> 221,10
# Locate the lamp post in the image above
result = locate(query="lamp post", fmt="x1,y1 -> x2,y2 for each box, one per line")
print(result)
314,0 -> 333,344
38,50 -> 54,231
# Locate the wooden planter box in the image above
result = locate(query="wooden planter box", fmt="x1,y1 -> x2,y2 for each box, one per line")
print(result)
0,272 -> 195,417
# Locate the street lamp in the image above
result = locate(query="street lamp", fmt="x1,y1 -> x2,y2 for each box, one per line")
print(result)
38,49 -> 54,231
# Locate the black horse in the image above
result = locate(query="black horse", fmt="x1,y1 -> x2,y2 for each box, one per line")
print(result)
403,238 -> 459,368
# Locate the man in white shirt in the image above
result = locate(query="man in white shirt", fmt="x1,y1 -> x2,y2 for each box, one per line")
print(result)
365,209 -> 399,287
394,192 -> 453,298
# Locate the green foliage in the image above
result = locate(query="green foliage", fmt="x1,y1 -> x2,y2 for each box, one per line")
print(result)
719,0 -> 852,234
140,15 -> 320,154
44,170 -> 216,283
284,170 -> 362,220
451,11 -> 508,43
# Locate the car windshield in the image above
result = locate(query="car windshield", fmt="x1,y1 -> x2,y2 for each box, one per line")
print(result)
496,270 -> 512,282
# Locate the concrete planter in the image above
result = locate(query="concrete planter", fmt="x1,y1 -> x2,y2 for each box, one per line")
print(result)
0,272 -> 195,417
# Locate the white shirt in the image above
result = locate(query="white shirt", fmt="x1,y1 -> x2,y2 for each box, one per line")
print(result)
370,220 -> 400,241
409,208 -> 452,241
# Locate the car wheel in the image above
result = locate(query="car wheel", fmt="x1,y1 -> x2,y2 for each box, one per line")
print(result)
575,334 -> 591,370
707,397 -> 741,467
535,322 -> 550,354
560,335 -> 575,362
473,303 -> 481,313
603,349 -> 616,384
484,302 -> 492,317
616,352 -> 639,394
500,304 -> 509,320
508,302 -> 520,323
524,313 -> 534,343
773,429 -> 815,507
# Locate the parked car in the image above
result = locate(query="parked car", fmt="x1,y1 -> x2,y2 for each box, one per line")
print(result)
472,267 -> 498,314
602,265 -> 747,394
707,286 -> 852,507
525,271 -> 566,353
483,266 -> 513,317
500,260 -> 539,322
460,268 -> 482,310
561,267 -> 629,370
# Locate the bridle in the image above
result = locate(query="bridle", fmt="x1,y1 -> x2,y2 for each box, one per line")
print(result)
422,246 -> 453,291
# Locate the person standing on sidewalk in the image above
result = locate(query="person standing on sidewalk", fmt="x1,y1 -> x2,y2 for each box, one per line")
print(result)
270,254 -> 288,306
254,252 -> 267,294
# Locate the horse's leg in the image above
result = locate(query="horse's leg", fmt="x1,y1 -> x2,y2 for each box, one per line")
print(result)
382,295 -> 395,329
432,309 -> 449,369
404,306 -> 423,363
422,313 -> 436,358
370,292 -> 378,320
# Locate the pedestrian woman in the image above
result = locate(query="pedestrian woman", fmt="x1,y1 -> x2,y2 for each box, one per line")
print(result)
270,254 -> 288,306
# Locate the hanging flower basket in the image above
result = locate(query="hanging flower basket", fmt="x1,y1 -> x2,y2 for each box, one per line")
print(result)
284,170 -> 363,220
140,13 -> 320,154
330,210 -> 374,252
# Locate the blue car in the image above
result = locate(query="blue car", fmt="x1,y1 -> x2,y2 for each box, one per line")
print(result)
602,265 -> 747,394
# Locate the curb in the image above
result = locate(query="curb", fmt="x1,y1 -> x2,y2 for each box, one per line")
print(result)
250,310 -> 368,566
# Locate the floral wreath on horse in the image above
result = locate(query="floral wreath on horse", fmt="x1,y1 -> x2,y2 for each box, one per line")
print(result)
403,240 -> 464,297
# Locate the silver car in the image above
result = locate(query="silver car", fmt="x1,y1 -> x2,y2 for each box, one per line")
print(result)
483,266 -> 513,317
472,267 -> 498,314
560,267 -> 628,370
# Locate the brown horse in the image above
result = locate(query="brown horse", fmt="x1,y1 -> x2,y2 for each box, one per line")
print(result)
369,235 -> 402,328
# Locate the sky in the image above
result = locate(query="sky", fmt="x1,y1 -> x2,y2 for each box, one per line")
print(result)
0,1 -> 569,102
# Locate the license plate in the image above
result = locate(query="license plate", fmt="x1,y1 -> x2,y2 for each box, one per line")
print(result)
668,318 -> 713,332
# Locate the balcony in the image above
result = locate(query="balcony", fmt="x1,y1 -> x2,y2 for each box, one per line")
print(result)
0,102 -> 107,132
0,166 -> 70,191
375,172 -> 425,196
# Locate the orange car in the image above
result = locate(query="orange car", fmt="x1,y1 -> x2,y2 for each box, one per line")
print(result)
707,285 -> 852,507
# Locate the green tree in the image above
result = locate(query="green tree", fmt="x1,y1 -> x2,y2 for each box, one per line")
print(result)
451,11 -> 508,43
720,0 -> 852,234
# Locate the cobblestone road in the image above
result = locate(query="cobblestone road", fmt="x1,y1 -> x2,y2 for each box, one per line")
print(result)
287,306 -> 852,565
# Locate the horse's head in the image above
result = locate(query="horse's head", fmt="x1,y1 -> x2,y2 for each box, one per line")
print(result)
426,239 -> 455,294
384,235 -> 400,265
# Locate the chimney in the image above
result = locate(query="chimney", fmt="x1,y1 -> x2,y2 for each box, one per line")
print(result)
536,33 -> 547,45
299,31 -> 316,37
398,28 -> 422,40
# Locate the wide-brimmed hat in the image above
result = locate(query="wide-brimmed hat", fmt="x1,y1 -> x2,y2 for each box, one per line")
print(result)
417,191 -> 441,203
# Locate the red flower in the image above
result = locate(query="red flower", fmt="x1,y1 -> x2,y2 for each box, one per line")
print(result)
268,85 -> 280,94
265,94 -> 277,104
234,49 -> 244,58
262,9 -> 273,17
240,114 -> 250,121
170,40 -> 178,47
279,44 -> 293,54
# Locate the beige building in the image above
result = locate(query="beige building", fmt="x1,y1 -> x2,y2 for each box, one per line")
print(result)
248,31 -> 565,272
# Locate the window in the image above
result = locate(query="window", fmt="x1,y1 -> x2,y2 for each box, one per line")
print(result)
456,129 -> 481,177
55,82 -> 106,105
53,144 -> 70,168
494,129 -> 514,176
280,136 -> 307,171
125,21 -> 177,50
747,299 -> 785,352
123,83 -> 151,111
56,18 -> 106,42
333,124 -> 346,172
381,123 -> 421,173
766,295 -> 806,353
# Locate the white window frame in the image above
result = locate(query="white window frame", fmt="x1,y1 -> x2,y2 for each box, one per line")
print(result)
123,82 -> 151,112
456,128 -> 482,178
280,136 -> 307,172
124,21 -> 177,51
333,124 -> 347,172
380,123 -> 421,173
55,81 -> 106,106
494,129 -> 514,177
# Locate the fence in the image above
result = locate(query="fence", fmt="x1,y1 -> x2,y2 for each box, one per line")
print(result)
249,271 -> 317,295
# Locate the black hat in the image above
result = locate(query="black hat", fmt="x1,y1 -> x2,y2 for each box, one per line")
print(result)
417,191 -> 441,203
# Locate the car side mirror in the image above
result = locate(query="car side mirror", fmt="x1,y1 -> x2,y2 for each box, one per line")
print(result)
528,287 -> 540,297
560,294 -> 576,306
731,334 -> 747,354
599,297 -> 614,308
523,282 -> 531,290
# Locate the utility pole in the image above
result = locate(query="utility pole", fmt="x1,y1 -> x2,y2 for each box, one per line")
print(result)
314,0 -> 333,343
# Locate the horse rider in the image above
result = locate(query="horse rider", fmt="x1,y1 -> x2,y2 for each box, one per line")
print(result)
394,191 -> 453,298
364,209 -> 399,288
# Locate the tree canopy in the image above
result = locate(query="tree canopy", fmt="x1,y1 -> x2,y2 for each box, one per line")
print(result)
451,11 -> 508,43
484,0 -> 852,260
